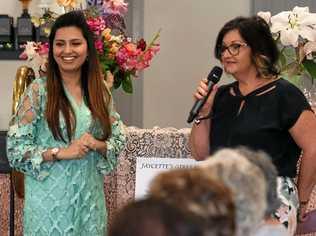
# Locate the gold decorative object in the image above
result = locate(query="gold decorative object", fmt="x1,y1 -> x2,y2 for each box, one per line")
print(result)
11,66 -> 35,199
12,66 -> 35,114
19,0 -> 32,17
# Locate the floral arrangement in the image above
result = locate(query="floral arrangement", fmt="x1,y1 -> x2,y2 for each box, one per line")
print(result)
19,42 -> 49,72
258,6 -> 316,83
21,0 -> 160,94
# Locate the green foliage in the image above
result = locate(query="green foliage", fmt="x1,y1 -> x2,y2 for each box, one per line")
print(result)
112,70 -> 133,93
303,60 -> 316,80
122,74 -> 133,93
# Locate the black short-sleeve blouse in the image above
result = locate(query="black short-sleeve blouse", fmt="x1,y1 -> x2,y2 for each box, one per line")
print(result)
210,78 -> 312,177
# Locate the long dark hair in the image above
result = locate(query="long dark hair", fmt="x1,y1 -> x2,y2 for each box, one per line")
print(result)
46,11 -> 111,142
214,16 -> 279,78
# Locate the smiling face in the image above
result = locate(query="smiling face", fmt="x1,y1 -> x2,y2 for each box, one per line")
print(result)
220,29 -> 255,77
53,26 -> 88,75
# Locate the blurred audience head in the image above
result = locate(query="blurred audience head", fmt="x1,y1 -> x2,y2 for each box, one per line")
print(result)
109,197 -> 207,236
199,148 -> 267,236
149,167 -> 235,236
235,146 -> 281,217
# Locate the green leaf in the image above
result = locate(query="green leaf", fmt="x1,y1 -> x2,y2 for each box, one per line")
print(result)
113,66 -> 120,75
286,74 -> 301,86
303,60 -> 316,80
101,63 -> 109,73
283,46 -> 296,62
279,52 -> 287,68
113,76 -> 122,89
122,75 -> 133,94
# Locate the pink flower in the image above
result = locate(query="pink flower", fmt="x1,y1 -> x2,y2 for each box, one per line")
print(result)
86,17 -> 106,36
103,0 -> 128,15
136,44 -> 160,70
38,42 -> 49,55
115,40 -> 160,72
19,52 -> 28,60
95,40 -> 104,54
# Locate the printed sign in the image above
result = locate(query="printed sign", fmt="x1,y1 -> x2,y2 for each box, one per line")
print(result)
135,157 -> 198,199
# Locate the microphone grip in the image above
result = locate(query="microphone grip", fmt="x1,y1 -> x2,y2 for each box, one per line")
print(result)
187,100 -> 205,123
187,82 -> 214,123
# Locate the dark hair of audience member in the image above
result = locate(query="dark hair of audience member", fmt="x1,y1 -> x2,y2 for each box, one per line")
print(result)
108,198 -> 206,236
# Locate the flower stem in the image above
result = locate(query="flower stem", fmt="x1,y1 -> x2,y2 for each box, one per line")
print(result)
145,28 -> 161,51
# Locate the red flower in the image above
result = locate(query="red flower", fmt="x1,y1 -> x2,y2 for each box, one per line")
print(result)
137,39 -> 146,51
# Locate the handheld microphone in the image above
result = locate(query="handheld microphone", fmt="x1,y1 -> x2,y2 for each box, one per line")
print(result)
187,66 -> 223,123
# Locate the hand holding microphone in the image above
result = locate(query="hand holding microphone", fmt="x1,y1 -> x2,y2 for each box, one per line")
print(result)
187,66 -> 223,123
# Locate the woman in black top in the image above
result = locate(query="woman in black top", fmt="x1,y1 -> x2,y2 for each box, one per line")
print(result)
189,16 -> 316,235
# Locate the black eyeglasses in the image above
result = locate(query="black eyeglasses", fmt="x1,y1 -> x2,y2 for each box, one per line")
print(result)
218,42 -> 248,57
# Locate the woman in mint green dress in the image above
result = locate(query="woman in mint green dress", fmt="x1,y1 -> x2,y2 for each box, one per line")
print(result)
7,11 -> 126,235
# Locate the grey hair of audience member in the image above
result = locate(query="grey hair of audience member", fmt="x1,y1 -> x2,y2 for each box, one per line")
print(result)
198,148 -> 267,236
149,167 -> 235,236
235,146 -> 281,217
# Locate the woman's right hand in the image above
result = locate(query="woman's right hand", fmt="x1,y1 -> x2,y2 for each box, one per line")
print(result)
193,78 -> 218,116
58,140 -> 89,160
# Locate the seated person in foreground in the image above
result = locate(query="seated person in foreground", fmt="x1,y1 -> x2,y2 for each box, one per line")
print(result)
148,167 -> 235,236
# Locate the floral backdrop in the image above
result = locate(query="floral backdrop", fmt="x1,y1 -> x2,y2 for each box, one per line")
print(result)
21,0 -> 160,94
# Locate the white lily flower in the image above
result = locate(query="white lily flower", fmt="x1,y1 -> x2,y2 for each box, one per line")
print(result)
24,42 -> 37,60
257,11 -> 271,24
304,41 -> 316,60
270,6 -> 316,47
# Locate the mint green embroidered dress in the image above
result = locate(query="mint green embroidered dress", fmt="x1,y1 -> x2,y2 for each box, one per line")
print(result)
7,78 -> 126,236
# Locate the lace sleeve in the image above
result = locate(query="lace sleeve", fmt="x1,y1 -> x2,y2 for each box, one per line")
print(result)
6,79 -> 53,181
96,94 -> 126,175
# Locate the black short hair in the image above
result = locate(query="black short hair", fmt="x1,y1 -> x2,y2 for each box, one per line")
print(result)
215,16 -> 279,78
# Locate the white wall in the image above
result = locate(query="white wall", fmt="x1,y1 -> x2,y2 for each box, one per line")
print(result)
143,0 -> 250,128
0,0 -> 251,130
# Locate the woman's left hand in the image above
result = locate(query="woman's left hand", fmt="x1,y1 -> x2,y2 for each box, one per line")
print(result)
79,132 -> 106,153
79,133 -> 98,151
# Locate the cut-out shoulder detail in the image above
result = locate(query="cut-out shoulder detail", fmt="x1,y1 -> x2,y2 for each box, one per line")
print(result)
256,85 -> 276,96
229,87 -> 236,96
15,81 -> 41,126
231,79 -> 280,99
229,82 -> 277,117
237,100 -> 245,116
